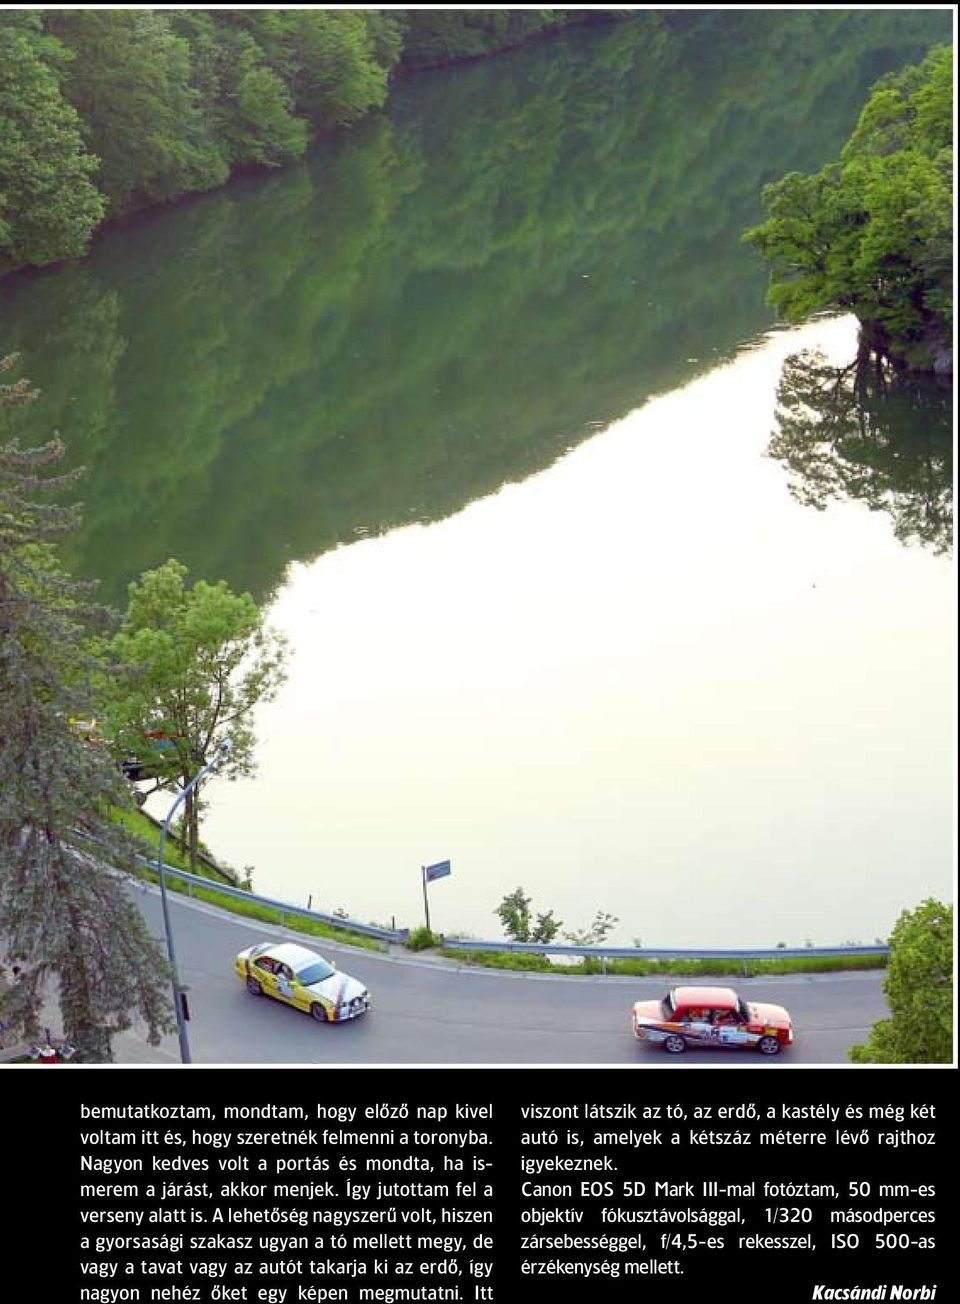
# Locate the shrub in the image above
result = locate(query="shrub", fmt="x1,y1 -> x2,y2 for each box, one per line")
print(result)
405,927 -> 440,952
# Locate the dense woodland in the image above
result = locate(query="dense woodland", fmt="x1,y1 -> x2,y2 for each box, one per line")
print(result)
0,8 -> 616,274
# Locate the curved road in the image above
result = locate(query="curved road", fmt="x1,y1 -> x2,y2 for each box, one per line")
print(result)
125,885 -> 886,1066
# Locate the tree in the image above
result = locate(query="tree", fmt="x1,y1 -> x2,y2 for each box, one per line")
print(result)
849,898 -> 952,1063
745,45 -> 953,372
99,559 -> 287,871
46,10 -> 227,213
0,355 -> 174,1062
228,10 -> 389,130
167,15 -> 308,171
562,910 -> 619,948
229,65 -> 308,167
0,14 -> 104,272
495,887 -> 562,944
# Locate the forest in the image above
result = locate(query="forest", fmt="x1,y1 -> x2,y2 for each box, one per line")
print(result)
0,8 -> 616,274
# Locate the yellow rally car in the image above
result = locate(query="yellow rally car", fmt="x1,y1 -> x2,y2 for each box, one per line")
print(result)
236,941 -> 370,1023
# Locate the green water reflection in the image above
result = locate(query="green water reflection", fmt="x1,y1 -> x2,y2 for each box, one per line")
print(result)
0,10 -> 950,604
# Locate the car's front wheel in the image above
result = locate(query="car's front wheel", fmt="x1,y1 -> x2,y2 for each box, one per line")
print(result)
663,1034 -> 687,1054
246,977 -> 263,996
311,1003 -> 330,1023
758,1035 -> 781,1056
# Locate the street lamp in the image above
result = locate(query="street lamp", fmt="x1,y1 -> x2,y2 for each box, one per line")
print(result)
156,738 -> 232,1064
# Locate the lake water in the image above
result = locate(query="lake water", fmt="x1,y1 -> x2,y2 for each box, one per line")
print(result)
1,12 -> 952,947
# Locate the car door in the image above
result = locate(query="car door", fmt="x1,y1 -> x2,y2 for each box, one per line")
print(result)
251,955 -> 280,1001
714,1007 -> 758,1047
288,976 -> 312,1013
274,964 -> 297,1005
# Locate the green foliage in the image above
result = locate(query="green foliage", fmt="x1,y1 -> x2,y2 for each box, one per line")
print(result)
439,948 -> 887,977
0,15 -> 104,272
495,887 -> 562,944
0,354 -> 174,1062
237,10 -> 390,128
46,10 -> 228,213
230,66 -> 308,167
405,926 -> 439,951
745,45 -> 953,371
130,862 -> 387,952
563,911 -> 620,947
97,558 -> 287,869
849,898 -> 952,1063
397,10 -> 575,70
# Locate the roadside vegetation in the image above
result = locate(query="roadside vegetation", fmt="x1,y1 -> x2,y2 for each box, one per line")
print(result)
849,898 -> 952,1063
415,885 -> 889,976
437,947 -> 887,978
110,808 -> 386,953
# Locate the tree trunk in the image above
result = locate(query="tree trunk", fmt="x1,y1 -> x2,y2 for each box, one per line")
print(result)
179,772 -> 191,859
186,786 -> 198,873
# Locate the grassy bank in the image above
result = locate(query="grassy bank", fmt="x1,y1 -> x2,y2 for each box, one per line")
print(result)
112,807 -> 387,954
437,947 -> 887,977
112,806 -> 222,879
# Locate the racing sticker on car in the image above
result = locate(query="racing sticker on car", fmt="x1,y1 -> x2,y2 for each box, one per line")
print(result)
716,1026 -> 758,1046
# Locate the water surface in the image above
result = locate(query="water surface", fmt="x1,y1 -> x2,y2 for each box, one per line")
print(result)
0,12 -> 952,945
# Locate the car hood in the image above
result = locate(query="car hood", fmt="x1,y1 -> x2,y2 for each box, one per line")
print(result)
304,972 -> 367,1005
749,1002 -> 791,1029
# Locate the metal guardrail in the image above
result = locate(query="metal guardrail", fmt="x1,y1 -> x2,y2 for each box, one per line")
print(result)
151,861 -> 409,945
442,938 -> 888,959
141,861 -> 888,966
442,938 -> 889,974
70,826 -> 888,967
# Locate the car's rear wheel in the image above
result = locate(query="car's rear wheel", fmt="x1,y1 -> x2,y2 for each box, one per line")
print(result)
758,1035 -> 781,1056
663,1034 -> 687,1054
246,977 -> 263,996
311,1002 -> 330,1023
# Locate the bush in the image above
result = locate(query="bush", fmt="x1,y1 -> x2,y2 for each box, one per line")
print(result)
405,927 -> 440,952
849,898 -> 952,1063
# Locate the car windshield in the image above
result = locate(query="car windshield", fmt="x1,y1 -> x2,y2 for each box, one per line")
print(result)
738,996 -> 751,1021
661,993 -> 675,1020
296,961 -> 335,986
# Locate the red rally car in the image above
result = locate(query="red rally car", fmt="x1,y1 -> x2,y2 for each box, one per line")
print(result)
632,984 -> 794,1056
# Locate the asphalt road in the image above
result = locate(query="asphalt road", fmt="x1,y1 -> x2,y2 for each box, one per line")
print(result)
129,886 -> 886,1066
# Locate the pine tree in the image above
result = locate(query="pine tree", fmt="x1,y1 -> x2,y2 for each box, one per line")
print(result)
0,355 -> 174,1062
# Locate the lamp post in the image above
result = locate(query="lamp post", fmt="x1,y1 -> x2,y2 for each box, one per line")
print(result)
156,738 -> 232,1064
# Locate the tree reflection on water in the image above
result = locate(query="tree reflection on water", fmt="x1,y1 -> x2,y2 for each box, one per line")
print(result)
769,347 -> 952,555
